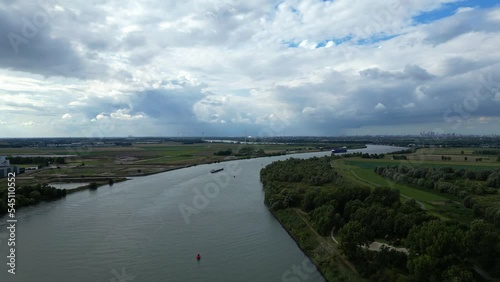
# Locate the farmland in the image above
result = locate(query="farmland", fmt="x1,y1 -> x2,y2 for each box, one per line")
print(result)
0,141 -> 364,188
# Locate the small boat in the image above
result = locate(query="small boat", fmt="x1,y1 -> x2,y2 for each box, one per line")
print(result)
210,168 -> 224,173
331,146 -> 348,154
196,254 -> 201,260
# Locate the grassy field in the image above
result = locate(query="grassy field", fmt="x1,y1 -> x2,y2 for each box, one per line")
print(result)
345,158 -> 500,170
334,146 -> 500,228
334,154 -> 481,224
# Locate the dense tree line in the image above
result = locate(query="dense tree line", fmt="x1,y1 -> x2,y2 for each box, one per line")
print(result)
261,157 -> 500,281
360,153 -> 385,159
214,148 -> 232,156
232,146 -> 286,157
261,156 -> 338,188
388,149 -> 415,155
330,152 -> 385,159
375,166 -> 500,191
392,155 -> 407,160
473,149 -> 500,155
0,184 -> 66,216
7,156 -> 66,166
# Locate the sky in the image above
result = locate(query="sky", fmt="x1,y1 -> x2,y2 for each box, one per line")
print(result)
0,0 -> 499,138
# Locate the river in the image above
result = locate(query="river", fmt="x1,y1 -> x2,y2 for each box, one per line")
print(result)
0,145 -> 405,282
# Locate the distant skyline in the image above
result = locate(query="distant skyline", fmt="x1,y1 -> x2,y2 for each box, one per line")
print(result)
1,0 -> 499,137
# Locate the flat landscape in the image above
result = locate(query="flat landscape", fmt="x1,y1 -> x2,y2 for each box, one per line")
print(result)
0,140 -> 364,188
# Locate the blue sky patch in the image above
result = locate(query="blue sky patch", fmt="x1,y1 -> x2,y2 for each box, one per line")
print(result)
356,34 -> 399,45
283,40 -> 299,48
316,35 -> 353,48
413,0 -> 498,24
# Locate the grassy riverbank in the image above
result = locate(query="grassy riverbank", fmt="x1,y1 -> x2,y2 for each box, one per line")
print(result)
271,208 -> 364,281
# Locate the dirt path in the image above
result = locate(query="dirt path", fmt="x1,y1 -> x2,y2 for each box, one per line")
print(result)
330,226 -> 408,255
330,227 -> 338,244
366,241 -> 408,254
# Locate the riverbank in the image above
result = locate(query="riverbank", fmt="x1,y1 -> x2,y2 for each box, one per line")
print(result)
1,145 -> 368,219
269,208 -> 363,281
5,143 -> 366,189
65,177 -> 128,194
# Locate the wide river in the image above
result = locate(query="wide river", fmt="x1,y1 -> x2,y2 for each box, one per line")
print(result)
0,145 -> 405,282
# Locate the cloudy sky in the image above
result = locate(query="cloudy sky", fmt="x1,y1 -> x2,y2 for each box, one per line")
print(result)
0,0 -> 499,137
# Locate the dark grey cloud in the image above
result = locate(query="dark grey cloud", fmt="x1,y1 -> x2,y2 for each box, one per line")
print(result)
132,86 -> 205,123
424,8 -> 500,45
441,57 -> 495,77
360,64 -> 434,81
0,5 -> 107,78
127,49 -> 158,66
123,32 -> 147,50
270,61 -> 500,135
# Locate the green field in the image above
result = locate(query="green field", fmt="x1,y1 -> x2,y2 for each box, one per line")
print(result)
345,158 -> 499,170
335,158 -> 477,224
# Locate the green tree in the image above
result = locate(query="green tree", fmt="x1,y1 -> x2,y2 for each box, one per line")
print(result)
486,172 -> 500,188
364,187 -> 400,207
442,265 -> 474,282
338,220 -> 369,259
466,220 -> 500,270
406,220 -> 468,281
311,204 -> 336,235
301,188 -> 319,212
214,148 -> 232,156
238,147 -> 254,155
29,191 -> 41,203
343,199 -> 363,221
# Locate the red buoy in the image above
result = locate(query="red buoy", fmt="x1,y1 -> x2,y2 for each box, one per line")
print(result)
196,254 -> 201,260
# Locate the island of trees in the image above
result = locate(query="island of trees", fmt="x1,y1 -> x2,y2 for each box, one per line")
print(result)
0,183 -> 66,216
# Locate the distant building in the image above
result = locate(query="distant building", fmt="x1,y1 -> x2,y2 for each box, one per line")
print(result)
0,156 -> 20,178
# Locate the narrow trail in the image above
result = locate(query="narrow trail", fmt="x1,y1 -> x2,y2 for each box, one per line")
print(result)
330,227 -> 338,244
294,209 -> 358,273
330,226 -> 408,254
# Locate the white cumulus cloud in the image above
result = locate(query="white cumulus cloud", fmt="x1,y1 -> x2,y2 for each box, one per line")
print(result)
375,103 -> 386,110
